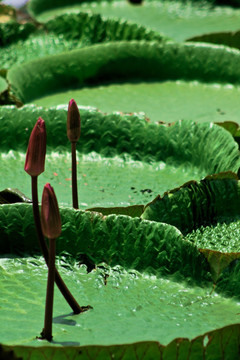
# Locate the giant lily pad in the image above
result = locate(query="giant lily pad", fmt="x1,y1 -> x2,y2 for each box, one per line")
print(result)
27,0 -> 240,42
0,13 -> 166,71
6,41 -> 240,124
142,172 -> 240,234
1,116 -> 240,357
0,193 -> 240,357
1,2 -> 240,358
0,105 -> 239,209
141,172 -> 240,291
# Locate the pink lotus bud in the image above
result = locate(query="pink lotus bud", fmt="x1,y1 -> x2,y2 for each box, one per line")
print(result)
67,99 -> 81,142
41,183 -> 61,239
24,117 -> 46,177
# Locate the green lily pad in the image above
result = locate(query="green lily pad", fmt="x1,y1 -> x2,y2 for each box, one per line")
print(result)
0,105 -> 239,208
0,203 -> 208,280
27,0 -> 240,42
1,1 -> 240,358
141,172 -> 240,287
2,324 -> 240,360
1,143 -> 240,356
31,81 -> 240,124
6,41 -> 240,124
0,203 -> 240,357
141,172 -> 240,235
187,222 -> 240,253
0,255 -> 238,347
0,13 -> 166,71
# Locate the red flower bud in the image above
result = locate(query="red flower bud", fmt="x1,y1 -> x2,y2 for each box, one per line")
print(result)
41,183 -> 61,239
24,117 -> 46,177
67,99 -> 81,142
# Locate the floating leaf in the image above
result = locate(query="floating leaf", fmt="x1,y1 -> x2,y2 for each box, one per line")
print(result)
6,41 -> 240,124
27,0 -> 240,42
0,106 -> 239,208
0,203 -> 210,281
142,172 -> 240,235
6,41 -> 240,102
0,13 -> 166,71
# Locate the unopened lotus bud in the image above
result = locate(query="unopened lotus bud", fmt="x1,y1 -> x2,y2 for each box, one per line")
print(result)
24,117 -> 46,177
67,99 -> 81,142
41,183 -> 61,239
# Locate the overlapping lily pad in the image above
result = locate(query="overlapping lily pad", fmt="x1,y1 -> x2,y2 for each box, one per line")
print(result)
0,201 -> 240,355
27,0 -> 240,43
1,104 -> 239,208
0,13 -> 166,71
1,103 -> 240,356
1,181 -> 240,356
2,324 -> 240,360
6,41 -> 240,123
1,1 -> 240,358
142,172 -> 240,292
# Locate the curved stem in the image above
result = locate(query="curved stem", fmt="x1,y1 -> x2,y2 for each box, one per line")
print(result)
71,142 -> 79,209
31,176 -> 82,314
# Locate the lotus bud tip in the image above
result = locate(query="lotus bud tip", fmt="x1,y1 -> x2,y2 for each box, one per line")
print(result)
67,99 -> 81,142
24,117 -> 46,177
41,183 -> 61,239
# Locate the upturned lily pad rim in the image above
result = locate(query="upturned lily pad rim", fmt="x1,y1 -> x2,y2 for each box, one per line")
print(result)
1,104 -> 239,176
141,171 -> 240,234
7,40 -> 240,105
1,176 -> 240,357
27,0 -> 240,21
2,173 -> 240,284
2,323 -> 240,360
140,171 -> 240,280
0,204 -> 239,358
1,2 -> 240,358
0,11 -> 168,72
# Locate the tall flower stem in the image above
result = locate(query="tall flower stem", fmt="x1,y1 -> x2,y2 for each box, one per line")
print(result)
67,99 -> 81,209
42,237 -> 56,341
71,142 -> 78,209
31,176 -> 83,314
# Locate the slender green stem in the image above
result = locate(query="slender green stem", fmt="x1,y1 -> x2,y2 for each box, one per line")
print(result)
71,142 -> 79,209
42,237 -> 56,341
31,176 -> 82,314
